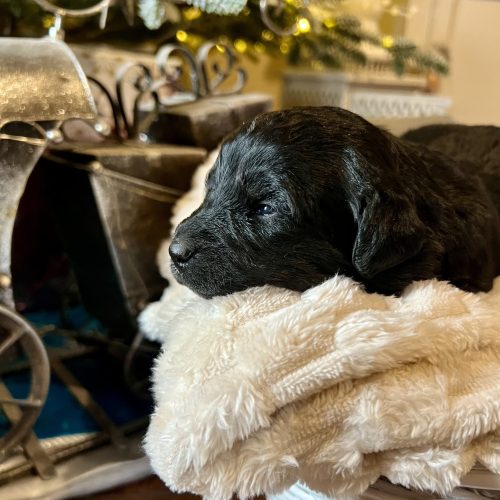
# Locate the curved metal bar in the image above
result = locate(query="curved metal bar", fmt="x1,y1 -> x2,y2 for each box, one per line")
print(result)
0,133 -> 46,147
87,76 -> 123,140
259,0 -> 299,37
132,86 -> 161,141
156,44 -> 203,98
0,306 -> 50,459
0,327 -> 25,356
197,41 -> 247,96
0,120 -> 64,146
115,62 -> 157,140
33,0 -> 110,16
33,0 -> 110,28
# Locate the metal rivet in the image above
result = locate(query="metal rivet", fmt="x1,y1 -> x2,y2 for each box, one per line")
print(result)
94,121 -> 111,136
46,128 -> 63,144
89,161 -> 103,174
0,274 -> 12,289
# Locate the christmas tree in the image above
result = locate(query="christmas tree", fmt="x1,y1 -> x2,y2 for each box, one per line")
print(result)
0,0 -> 448,76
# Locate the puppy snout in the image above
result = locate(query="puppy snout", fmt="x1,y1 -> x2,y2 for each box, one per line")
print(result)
169,238 -> 197,266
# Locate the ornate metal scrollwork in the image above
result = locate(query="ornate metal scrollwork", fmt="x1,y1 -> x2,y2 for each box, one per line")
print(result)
155,44 -> 203,101
116,62 -> 161,140
62,63 -> 161,143
155,41 -> 246,100
86,76 -> 122,138
197,41 -> 247,96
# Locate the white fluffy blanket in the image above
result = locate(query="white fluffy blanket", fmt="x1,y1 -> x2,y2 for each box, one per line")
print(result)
141,152 -> 500,500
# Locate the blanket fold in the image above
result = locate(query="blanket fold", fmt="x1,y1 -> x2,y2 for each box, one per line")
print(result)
142,274 -> 500,500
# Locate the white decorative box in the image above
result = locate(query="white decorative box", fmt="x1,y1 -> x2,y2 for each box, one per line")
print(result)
282,70 -> 452,119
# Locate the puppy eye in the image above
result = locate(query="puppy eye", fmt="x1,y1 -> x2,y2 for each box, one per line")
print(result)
253,203 -> 275,216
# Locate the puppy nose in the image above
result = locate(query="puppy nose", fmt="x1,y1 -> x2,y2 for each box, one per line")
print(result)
169,239 -> 196,265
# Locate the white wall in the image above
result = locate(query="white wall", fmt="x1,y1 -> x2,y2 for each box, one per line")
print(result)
446,0 -> 500,125
407,0 -> 500,125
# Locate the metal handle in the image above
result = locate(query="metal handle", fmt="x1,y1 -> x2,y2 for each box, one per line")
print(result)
33,0 -> 111,17
33,0 -> 111,31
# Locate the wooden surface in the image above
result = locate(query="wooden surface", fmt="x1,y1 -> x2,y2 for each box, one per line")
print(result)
83,475 -> 200,499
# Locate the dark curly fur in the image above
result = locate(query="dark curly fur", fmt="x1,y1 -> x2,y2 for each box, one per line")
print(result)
169,107 -> 500,298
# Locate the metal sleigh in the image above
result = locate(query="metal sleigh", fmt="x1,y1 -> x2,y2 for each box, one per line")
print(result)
0,35 -> 205,482
0,32 -> 246,489
0,36 -> 96,476
0,2 -> 271,481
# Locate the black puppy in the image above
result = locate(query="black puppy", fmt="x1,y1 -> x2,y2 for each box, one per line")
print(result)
169,107 -> 500,298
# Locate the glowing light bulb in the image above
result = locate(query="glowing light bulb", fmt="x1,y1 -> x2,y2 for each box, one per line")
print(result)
324,18 -> 336,29
280,42 -> 290,54
234,39 -> 247,53
176,30 -> 188,42
297,18 -> 311,34
254,42 -> 265,54
382,35 -> 394,48
262,30 -> 274,41
183,8 -> 201,21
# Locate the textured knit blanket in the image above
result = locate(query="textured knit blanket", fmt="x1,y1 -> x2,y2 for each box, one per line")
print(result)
141,152 -> 500,500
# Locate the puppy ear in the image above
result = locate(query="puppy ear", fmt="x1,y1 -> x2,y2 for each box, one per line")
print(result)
352,193 -> 426,279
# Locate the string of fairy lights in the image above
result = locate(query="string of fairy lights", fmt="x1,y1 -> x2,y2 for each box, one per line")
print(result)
13,0 -> 447,75
173,4 -> 391,55
166,0 -> 447,73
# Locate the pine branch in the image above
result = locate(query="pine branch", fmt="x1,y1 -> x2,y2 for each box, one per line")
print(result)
0,0 -> 449,76
139,0 -> 167,29
139,0 -> 247,27
187,0 -> 247,15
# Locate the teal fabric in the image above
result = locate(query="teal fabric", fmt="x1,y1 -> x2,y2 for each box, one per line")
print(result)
0,307 -> 151,439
